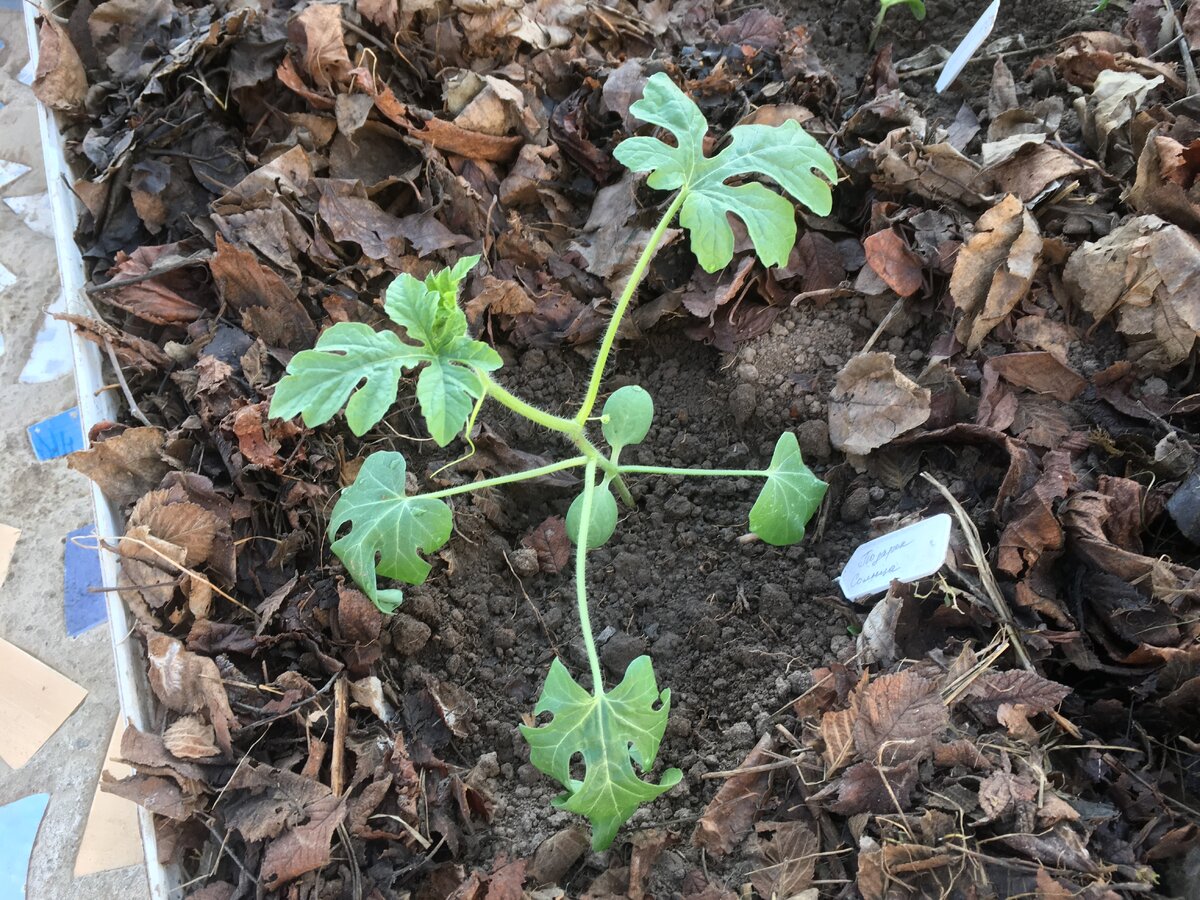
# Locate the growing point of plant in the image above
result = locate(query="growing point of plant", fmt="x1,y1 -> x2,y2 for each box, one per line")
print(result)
269,71 -> 836,849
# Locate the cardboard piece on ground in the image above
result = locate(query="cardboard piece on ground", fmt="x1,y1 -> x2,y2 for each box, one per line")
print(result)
0,638 -> 87,768
0,523 -> 18,589
27,407 -> 84,461
0,793 -> 49,898
64,526 -> 106,637
74,717 -> 144,876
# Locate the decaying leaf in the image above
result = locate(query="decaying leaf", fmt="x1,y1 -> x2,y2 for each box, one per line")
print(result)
163,715 -> 221,759
146,634 -> 237,754
853,670 -> 948,765
1064,215 -> 1200,370
828,353 -> 931,455
750,821 -> 817,899
68,427 -> 170,507
951,194 -> 1043,351
33,16 -> 87,111
1129,131 -> 1200,231
693,733 -> 774,856
862,229 -> 923,297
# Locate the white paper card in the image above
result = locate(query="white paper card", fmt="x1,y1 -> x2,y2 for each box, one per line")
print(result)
838,514 -> 952,600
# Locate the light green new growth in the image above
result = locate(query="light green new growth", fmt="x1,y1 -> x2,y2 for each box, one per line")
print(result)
870,0 -> 927,50
268,73 -> 835,850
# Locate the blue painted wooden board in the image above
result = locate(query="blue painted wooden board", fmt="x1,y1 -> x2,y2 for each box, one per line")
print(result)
27,408 -> 83,461
64,526 -> 106,637
0,793 -> 49,899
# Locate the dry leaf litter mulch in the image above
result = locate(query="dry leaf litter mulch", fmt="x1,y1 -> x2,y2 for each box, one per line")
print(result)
29,0 -> 1200,896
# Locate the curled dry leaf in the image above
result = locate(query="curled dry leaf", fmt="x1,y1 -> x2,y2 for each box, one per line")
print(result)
101,247 -> 208,325
951,194 -> 1043,351
146,634 -> 237,754
1064,215 -> 1200,371
69,426 -> 170,507
828,353 -> 931,456
209,236 -> 317,351
693,733 -> 775,856
33,16 -> 88,111
129,490 -> 221,567
288,4 -> 352,91
163,715 -> 221,759
1129,131 -> 1200,231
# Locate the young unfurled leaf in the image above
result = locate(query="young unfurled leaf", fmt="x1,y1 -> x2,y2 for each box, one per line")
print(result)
566,483 -> 618,549
602,385 -> 654,450
520,656 -> 681,850
385,262 -> 503,446
269,260 -> 501,445
881,0 -> 926,22
328,452 -> 452,612
269,323 -> 422,436
749,432 -> 827,545
614,73 -> 837,273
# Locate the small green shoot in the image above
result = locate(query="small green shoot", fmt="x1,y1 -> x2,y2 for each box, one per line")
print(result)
869,0 -> 927,51
269,72 -> 835,849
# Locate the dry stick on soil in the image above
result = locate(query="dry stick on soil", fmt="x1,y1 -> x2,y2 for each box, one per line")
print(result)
920,473 -> 1034,671
1162,0 -> 1200,95
332,676 -> 348,796
899,42 -> 1055,80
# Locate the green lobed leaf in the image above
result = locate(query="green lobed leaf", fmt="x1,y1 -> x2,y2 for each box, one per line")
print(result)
328,451 -> 452,612
269,323 -> 423,436
613,72 -> 838,273
520,656 -> 682,850
602,385 -> 654,450
566,484 -> 618,549
384,262 -> 502,447
749,431 -> 828,546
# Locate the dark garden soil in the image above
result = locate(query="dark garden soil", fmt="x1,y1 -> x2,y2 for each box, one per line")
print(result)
32,0 -> 1200,895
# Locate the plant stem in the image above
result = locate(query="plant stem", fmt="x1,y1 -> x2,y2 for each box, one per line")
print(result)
478,371 -> 635,507
575,460 -> 605,695
575,191 -> 687,427
480,372 -> 583,437
421,457 -> 588,500
617,465 -> 770,478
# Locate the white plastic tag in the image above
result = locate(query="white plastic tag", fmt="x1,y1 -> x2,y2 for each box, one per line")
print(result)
936,0 -> 1001,94
837,514 -> 952,600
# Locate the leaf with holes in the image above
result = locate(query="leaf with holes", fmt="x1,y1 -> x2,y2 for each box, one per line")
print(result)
749,432 -> 828,545
614,73 -> 837,272
327,452 -> 452,612
520,656 -> 681,850
269,323 -> 422,436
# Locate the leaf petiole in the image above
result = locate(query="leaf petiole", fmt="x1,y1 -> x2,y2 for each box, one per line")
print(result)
420,457 -> 588,501
616,465 -> 769,478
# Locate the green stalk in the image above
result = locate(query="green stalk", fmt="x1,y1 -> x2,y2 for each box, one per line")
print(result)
616,465 -> 770,478
575,460 -> 605,694
575,191 -> 687,427
480,371 -> 635,507
421,457 -> 588,500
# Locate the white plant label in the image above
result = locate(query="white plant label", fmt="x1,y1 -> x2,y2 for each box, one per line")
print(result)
838,513 -> 952,600
936,0 -> 1001,93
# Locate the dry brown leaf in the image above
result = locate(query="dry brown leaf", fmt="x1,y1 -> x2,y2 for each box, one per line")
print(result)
102,247 -> 208,325
465,277 -> 536,325
209,236 -> 316,350
146,634 -> 237,754
822,758 -> 920,815
693,733 -> 774,856
828,353 -> 931,455
1055,31 -> 1182,90
872,134 -> 987,208
1064,215 -> 1200,371
820,688 -> 860,773
33,16 -> 87,111
852,670 -> 948,765
162,715 -> 220,759
527,828 -> 589,886
101,773 -> 190,820
629,830 -> 675,900
750,821 -> 817,899
412,117 -> 523,163
1077,70 -> 1164,174
129,491 -> 221,567
978,771 -> 1039,822
288,4 -> 351,91
68,427 -> 170,507
987,352 -> 1086,402
951,194 -> 1043,351
117,525 -> 184,622
1129,132 -> 1200,231
862,229 -> 923,297
522,516 -> 571,575
984,142 -> 1083,201
966,670 -> 1071,724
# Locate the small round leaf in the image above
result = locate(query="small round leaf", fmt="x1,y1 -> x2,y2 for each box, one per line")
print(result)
566,486 -> 619,549
602,386 -> 654,449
